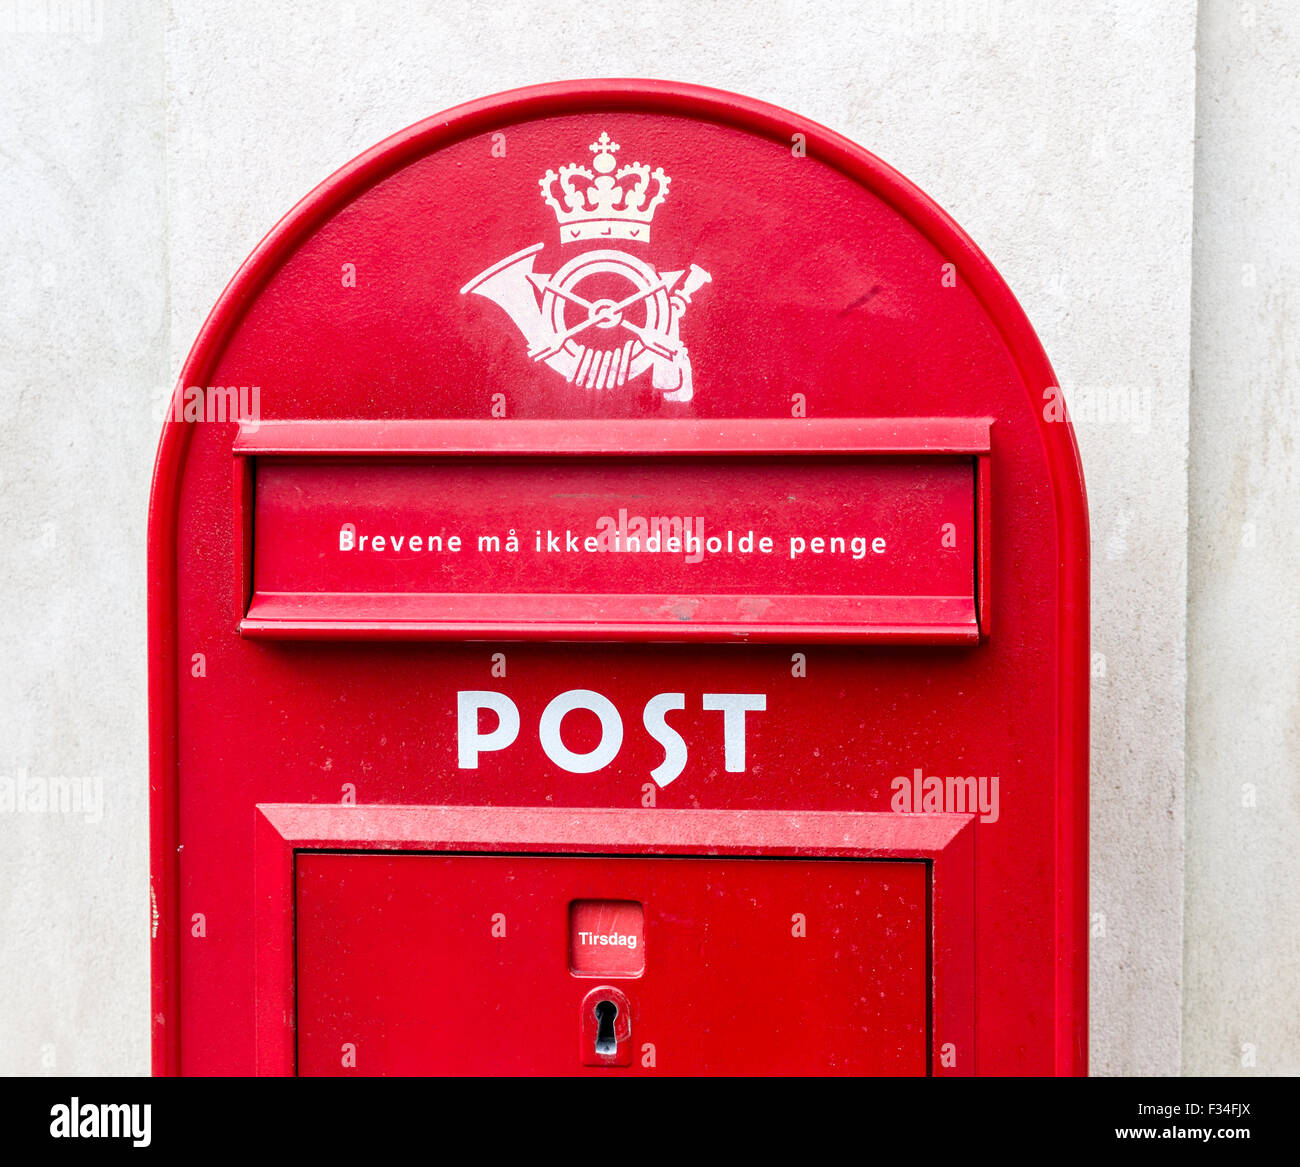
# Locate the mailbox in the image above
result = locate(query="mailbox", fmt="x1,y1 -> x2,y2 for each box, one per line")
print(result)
149,80 -> 1088,1076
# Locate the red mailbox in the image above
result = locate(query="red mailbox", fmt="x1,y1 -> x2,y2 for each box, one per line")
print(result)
149,80 -> 1088,1076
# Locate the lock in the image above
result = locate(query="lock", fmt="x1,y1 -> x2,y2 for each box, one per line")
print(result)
580,985 -> 633,1067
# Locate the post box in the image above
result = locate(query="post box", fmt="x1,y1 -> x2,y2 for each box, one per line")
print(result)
149,80 -> 1088,1076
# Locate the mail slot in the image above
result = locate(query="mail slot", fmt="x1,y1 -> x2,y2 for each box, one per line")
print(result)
149,80 -> 1088,1076
239,421 -> 984,641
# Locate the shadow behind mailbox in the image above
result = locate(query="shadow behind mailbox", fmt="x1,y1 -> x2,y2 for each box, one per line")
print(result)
148,80 -> 1089,1076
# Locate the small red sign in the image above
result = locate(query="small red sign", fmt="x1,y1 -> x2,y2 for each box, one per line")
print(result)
570,900 -> 645,976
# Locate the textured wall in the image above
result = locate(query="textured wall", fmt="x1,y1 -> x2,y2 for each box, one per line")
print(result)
1185,0 -> 1300,1076
0,0 -> 1259,1077
0,2 -> 164,1075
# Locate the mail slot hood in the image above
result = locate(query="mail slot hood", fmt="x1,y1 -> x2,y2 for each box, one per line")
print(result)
236,417 -> 990,643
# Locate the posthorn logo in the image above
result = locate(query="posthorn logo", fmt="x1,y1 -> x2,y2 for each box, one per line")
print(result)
462,129 -> 711,400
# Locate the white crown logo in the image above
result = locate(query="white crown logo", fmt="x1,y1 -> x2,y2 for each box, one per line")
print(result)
539,131 -> 670,244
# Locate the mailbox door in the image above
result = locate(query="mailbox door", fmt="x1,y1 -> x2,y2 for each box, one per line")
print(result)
296,853 -> 928,1076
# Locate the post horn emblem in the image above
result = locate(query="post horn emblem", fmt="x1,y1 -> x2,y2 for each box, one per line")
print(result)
461,131 -> 710,401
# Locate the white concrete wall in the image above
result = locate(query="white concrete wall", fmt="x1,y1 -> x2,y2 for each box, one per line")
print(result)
0,0 -> 1290,1076
0,1 -> 164,1075
1185,0 -> 1300,1076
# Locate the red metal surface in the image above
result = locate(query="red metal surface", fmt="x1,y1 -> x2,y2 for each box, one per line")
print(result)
297,852 -> 927,1076
150,79 -> 1088,1076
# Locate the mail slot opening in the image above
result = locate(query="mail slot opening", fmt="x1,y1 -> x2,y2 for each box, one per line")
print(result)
235,418 -> 989,644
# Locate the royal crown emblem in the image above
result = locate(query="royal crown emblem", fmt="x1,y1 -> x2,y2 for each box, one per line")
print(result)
540,131 -> 669,243
461,130 -> 710,400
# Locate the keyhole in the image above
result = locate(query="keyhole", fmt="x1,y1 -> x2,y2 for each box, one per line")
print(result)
593,999 -> 619,1055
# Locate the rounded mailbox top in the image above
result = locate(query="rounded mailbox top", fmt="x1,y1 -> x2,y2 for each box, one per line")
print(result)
158,79 -> 1080,441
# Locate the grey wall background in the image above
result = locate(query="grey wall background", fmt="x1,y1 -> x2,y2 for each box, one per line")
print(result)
0,0 -> 1294,1076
